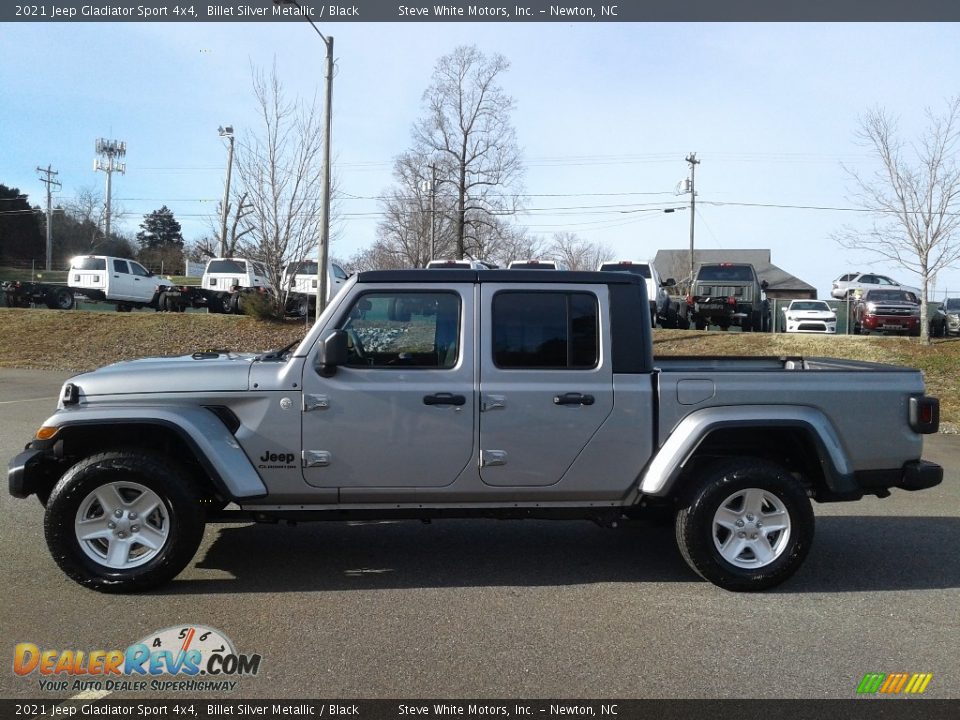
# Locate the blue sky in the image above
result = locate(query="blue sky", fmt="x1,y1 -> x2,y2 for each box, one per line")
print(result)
2,21 -> 959,297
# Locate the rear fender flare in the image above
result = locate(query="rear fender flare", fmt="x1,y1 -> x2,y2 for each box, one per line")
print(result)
640,405 -> 853,497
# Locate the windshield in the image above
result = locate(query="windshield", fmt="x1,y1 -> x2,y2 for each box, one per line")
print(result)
599,263 -> 651,278
789,301 -> 830,311
206,259 -> 247,274
866,290 -> 918,303
943,298 -> 960,311
696,265 -> 754,282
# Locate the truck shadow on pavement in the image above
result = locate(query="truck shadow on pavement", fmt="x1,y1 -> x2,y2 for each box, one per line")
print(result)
152,515 -> 960,595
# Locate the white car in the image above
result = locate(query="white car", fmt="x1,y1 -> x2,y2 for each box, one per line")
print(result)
69,255 -> 169,309
202,257 -> 274,293
507,259 -> 569,270
783,299 -> 837,333
426,259 -> 498,270
831,272 -> 920,299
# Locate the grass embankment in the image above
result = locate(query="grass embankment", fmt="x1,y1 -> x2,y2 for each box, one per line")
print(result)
0,308 -> 956,428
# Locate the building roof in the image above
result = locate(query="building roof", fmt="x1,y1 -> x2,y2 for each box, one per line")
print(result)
652,249 -> 816,294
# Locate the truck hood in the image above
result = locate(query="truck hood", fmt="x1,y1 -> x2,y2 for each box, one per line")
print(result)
68,353 -> 257,399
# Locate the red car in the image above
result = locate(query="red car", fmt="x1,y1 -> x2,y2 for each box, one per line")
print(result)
853,289 -> 921,336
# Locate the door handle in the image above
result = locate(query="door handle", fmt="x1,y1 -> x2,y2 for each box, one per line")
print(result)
553,392 -> 595,406
423,393 -> 466,406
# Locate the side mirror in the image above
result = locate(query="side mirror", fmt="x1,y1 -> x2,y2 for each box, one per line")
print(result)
760,280 -> 769,290
662,278 -> 676,288
317,330 -> 348,377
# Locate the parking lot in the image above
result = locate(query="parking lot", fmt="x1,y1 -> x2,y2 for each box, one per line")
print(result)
2,368 -> 958,700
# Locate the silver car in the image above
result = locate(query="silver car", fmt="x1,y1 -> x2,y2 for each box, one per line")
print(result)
831,272 -> 920,299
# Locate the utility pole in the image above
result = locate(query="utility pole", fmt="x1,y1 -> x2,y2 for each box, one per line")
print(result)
36,165 -> 61,270
317,34 -> 334,317
429,164 -> 437,261
94,139 -> 126,244
218,125 -> 235,257
685,152 -> 700,289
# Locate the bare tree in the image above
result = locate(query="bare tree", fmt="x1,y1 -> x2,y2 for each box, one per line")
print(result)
233,62 -> 327,310
547,232 -> 614,271
411,45 -> 524,260
195,192 -> 255,259
837,97 -> 960,343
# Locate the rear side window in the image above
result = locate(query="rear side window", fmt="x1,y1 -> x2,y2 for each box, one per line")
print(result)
113,259 -> 129,274
206,260 -> 247,274
73,258 -> 106,271
493,292 -> 598,369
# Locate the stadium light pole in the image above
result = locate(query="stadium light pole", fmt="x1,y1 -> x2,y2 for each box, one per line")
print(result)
273,0 -> 333,318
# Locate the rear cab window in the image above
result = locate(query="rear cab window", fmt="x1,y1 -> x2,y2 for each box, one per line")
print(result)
73,258 -> 106,271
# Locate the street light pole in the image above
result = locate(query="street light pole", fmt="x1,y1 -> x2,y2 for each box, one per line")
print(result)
685,152 -> 699,289
218,125 -> 235,258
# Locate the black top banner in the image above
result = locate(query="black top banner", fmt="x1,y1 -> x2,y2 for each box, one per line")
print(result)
4,0 -> 960,22
4,700 -> 960,720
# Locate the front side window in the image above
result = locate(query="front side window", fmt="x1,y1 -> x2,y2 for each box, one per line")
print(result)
332,264 -> 348,280
338,292 -> 460,369
493,292 -> 599,369
129,262 -> 150,277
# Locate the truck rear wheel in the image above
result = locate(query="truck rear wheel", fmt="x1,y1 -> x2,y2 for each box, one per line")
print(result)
674,458 -> 814,591
44,451 -> 205,593
46,287 -> 75,310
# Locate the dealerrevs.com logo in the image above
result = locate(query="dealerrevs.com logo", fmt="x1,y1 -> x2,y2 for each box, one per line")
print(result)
14,625 -> 262,693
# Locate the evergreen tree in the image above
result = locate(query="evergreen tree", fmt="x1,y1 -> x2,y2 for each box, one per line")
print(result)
136,206 -> 185,272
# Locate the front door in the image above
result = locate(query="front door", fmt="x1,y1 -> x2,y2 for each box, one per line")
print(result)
478,285 -> 614,486
301,285 -> 475,489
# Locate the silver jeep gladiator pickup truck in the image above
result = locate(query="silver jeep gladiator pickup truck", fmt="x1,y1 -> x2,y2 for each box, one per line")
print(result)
8,270 -> 943,593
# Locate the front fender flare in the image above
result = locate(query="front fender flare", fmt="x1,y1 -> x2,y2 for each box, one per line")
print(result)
38,406 -> 267,500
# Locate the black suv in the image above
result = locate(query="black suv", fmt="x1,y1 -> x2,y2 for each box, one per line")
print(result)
689,263 -> 769,331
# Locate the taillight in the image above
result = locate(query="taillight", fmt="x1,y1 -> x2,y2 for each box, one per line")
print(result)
909,396 -> 939,434
727,297 -> 736,305
686,295 -> 694,306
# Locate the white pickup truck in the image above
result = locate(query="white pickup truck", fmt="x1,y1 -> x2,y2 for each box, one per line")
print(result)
68,255 -> 181,312
8,270 -> 943,594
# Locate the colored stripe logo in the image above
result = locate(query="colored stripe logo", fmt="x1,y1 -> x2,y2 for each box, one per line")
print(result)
857,673 -> 933,695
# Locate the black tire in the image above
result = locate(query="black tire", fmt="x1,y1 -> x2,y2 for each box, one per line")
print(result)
674,458 -> 814,592
207,296 -> 225,314
46,287 -> 75,310
665,306 -> 678,329
44,451 -> 205,593
852,322 -> 861,335
228,294 -> 242,315
157,292 -> 169,312
695,319 -> 707,331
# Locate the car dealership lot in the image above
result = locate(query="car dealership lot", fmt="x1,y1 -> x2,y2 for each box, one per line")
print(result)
1,369 -> 958,700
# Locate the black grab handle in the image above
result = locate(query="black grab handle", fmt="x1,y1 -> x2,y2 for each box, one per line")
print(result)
423,393 -> 467,406
553,392 -> 595,406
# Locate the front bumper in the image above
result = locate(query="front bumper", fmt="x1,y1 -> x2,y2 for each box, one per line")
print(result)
863,314 -> 919,333
8,447 -> 63,499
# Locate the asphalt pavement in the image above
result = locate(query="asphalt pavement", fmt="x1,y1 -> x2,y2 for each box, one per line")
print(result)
1,369 -> 958,700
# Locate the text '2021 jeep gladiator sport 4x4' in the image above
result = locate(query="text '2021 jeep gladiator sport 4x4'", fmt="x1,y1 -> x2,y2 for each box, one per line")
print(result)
9,270 -> 943,593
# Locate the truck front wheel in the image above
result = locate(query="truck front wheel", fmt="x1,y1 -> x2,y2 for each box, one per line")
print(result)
44,451 -> 205,593
674,458 -> 814,591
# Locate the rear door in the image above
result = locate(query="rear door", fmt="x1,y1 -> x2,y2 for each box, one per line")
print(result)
478,284 -> 614,486
109,259 -> 134,300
